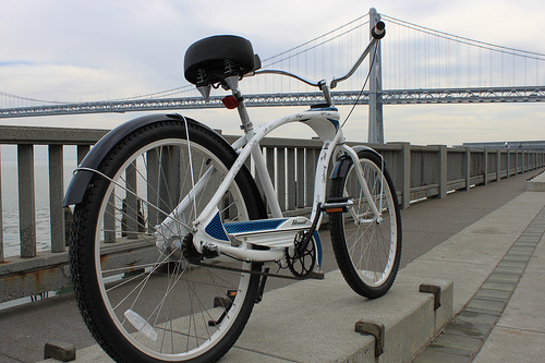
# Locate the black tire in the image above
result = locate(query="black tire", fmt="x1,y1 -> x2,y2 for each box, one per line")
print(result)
70,119 -> 266,362
329,150 -> 402,298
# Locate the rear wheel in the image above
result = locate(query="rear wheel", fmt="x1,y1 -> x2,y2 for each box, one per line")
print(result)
70,119 -> 265,362
329,150 -> 401,298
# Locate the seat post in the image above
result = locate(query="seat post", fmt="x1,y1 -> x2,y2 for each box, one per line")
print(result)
224,75 -> 254,136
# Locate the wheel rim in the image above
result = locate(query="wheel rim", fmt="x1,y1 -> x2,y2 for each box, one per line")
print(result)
343,158 -> 398,287
93,138 -> 253,360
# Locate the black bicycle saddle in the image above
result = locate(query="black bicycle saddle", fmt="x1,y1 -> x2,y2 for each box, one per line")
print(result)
184,35 -> 261,86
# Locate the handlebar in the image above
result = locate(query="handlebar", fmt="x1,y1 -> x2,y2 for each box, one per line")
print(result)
253,22 -> 386,91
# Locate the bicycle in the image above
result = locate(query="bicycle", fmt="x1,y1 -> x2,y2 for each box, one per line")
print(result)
64,20 -> 401,363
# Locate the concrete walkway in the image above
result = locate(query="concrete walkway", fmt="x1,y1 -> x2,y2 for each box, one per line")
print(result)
472,172 -> 545,362
413,183 -> 545,361
1,171 -> 543,362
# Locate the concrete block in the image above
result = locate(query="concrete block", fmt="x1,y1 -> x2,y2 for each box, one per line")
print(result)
418,278 -> 454,332
355,319 -> 385,357
38,271 -> 453,363
44,340 -> 75,362
526,171 -> 545,192
232,271 -> 377,363
232,270 -> 443,362
355,277 -> 441,362
419,284 -> 442,310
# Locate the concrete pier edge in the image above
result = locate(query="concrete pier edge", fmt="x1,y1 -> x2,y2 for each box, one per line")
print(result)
39,190 -> 545,363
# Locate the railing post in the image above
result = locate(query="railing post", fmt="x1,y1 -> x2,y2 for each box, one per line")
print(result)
18,144 -> 36,258
266,147 -> 275,188
146,149 -> 159,230
125,162 -> 138,240
483,149 -> 488,185
297,148 -> 305,208
287,148 -> 296,211
400,143 -> 411,209
276,147 -> 286,211
49,145 -> 65,252
506,148 -> 510,178
465,148 -> 471,190
77,145 -> 90,164
305,148 -> 316,207
437,145 -> 447,198
496,148 -> 501,182
516,150 -> 520,174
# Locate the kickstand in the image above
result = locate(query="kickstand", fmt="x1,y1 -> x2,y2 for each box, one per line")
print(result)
255,267 -> 270,303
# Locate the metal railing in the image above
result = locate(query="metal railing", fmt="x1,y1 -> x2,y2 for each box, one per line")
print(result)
1,124 -> 544,302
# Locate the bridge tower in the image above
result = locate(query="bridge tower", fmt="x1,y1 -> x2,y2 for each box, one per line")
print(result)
368,8 -> 384,144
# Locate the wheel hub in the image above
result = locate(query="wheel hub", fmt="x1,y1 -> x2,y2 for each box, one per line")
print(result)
155,235 -> 183,258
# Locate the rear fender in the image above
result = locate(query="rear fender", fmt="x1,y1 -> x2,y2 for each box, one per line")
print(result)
63,113 -> 212,206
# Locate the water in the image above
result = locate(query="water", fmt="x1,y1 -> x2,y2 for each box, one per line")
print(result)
1,147 -> 79,257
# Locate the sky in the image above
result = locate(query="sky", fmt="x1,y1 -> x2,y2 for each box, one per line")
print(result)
1,0 -> 545,147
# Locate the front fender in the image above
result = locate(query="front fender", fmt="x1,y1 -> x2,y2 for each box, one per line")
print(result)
63,113 -> 201,206
330,145 -> 382,180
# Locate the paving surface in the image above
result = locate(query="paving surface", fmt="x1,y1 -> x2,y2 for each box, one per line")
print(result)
414,193 -> 545,361
0,171 -> 543,362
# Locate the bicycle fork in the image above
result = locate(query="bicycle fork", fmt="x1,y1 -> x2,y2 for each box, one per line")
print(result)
340,145 -> 385,225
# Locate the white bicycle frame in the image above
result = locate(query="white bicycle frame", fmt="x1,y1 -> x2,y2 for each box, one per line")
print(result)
157,108 -> 382,264
157,36 -> 385,264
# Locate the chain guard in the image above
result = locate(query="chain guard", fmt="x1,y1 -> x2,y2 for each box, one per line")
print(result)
286,231 -> 317,279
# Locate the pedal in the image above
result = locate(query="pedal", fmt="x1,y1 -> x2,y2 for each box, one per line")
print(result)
213,296 -> 231,308
322,197 -> 353,214
213,290 -> 237,308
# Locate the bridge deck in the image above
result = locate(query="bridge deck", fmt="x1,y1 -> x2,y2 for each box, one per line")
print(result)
2,86 -> 544,118
0,171 -> 542,362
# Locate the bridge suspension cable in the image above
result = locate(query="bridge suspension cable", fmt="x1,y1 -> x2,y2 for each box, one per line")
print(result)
1,10 -> 545,119
383,14 -> 545,60
381,14 -> 545,90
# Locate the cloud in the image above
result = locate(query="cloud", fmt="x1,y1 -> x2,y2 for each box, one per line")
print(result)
0,63 -> 164,102
0,0 -> 544,146
383,103 -> 545,146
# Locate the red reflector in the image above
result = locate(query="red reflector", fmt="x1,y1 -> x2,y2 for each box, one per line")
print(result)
325,207 -> 344,213
222,96 -> 239,109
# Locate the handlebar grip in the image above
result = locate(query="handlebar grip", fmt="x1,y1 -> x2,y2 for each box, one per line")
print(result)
371,21 -> 386,39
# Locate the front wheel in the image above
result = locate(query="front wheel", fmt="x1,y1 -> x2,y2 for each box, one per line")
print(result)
329,150 -> 402,298
69,119 -> 266,362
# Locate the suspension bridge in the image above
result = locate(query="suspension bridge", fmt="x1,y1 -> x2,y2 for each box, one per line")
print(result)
1,9 -> 544,128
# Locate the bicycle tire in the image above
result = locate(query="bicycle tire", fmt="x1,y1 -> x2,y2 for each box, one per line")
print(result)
329,150 -> 402,298
70,119 -> 266,362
